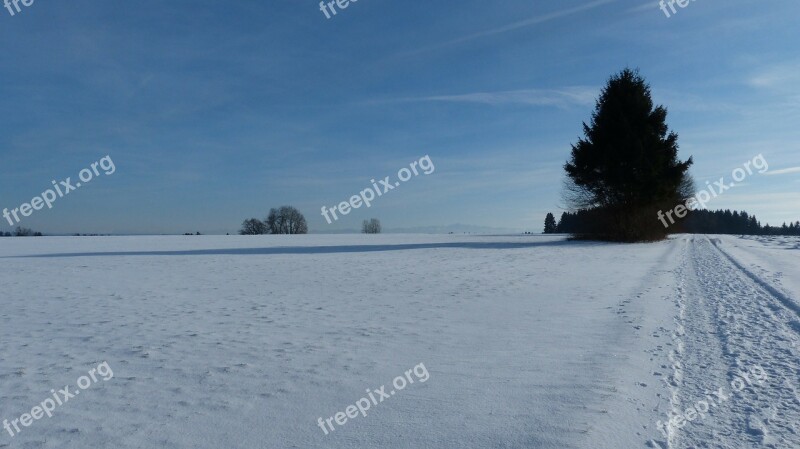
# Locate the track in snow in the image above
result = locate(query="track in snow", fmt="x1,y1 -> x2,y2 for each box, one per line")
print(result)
663,236 -> 800,449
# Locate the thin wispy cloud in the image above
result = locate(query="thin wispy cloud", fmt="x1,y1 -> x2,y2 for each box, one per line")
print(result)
397,0 -> 618,57
626,2 -> 659,14
651,89 -> 743,114
391,87 -> 598,108
452,0 -> 617,43
765,166 -> 800,176
749,62 -> 800,92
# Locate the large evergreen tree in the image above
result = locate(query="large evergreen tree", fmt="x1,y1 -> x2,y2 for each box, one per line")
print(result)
563,68 -> 694,241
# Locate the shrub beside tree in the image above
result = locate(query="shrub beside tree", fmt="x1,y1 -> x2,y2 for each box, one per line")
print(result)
239,218 -> 268,235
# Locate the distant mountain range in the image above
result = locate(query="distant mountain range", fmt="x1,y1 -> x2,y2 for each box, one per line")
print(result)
313,223 -> 523,235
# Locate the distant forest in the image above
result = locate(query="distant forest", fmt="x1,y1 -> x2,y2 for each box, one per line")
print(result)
0,227 -> 43,237
546,209 -> 800,236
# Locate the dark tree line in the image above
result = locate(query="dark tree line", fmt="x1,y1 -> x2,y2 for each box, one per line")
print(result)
239,206 -> 308,235
545,209 -> 800,236
544,211 -> 598,235
0,227 -> 43,237
684,210 -> 800,236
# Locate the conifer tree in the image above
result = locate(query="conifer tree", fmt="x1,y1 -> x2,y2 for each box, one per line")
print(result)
564,68 -> 694,241
543,213 -> 557,234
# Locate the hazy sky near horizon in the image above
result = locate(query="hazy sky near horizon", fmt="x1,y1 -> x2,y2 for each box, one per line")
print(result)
1,0 -> 798,234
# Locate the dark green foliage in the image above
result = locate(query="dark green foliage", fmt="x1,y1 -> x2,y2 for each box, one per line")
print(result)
684,209 -> 800,236
563,69 -> 694,242
553,208 -> 800,236
543,213 -> 557,234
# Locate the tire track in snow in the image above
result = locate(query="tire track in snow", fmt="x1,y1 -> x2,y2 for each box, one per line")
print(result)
659,236 -> 730,449
659,236 -> 689,449
709,237 -> 800,319
670,236 -> 800,449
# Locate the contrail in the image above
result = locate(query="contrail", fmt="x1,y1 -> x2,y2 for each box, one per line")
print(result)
397,0 -> 618,57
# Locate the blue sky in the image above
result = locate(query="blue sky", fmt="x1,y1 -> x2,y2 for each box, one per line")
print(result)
1,0 -> 798,234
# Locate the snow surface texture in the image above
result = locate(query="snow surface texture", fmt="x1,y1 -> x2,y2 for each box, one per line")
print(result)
0,234 -> 798,448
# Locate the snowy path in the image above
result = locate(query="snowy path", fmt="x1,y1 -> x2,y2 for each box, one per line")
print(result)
664,236 -> 800,449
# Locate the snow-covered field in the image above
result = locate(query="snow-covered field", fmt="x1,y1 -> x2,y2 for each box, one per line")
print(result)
1,234 -> 798,448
